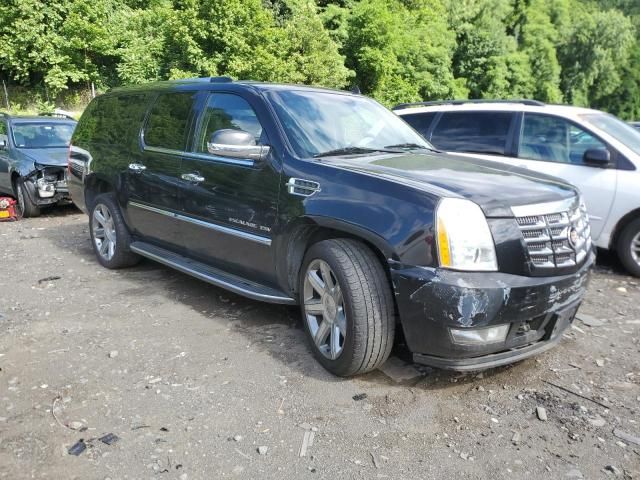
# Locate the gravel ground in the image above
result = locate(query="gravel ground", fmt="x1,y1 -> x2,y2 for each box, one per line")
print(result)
1,207 -> 639,480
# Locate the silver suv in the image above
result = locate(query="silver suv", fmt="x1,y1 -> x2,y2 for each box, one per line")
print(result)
395,100 -> 640,277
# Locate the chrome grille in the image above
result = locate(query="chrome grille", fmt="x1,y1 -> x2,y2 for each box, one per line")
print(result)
513,198 -> 591,271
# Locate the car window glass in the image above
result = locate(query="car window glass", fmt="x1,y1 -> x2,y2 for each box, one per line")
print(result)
265,90 -> 431,158
0,121 -> 7,142
144,92 -> 196,151
11,123 -> 75,148
75,94 -> 149,147
401,112 -> 437,138
197,93 -> 264,153
519,114 -> 606,165
431,111 -> 512,155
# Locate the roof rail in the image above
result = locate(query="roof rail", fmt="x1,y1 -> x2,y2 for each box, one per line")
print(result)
392,99 -> 546,110
170,76 -> 233,84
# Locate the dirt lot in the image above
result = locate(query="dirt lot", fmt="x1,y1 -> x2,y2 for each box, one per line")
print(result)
0,207 -> 639,480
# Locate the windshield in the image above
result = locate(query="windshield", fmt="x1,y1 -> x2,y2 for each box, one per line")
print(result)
265,90 -> 433,158
12,122 -> 75,149
580,113 -> 640,156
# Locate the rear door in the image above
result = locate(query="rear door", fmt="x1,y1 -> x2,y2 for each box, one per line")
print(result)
178,91 -> 281,285
508,113 -> 617,240
126,91 -> 198,252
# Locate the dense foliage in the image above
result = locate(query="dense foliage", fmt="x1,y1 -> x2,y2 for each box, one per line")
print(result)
0,0 -> 638,118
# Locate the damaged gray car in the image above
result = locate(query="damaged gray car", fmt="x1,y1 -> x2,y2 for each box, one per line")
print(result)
0,112 -> 76,217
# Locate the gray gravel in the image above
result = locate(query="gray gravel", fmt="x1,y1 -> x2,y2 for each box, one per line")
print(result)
0,206 -> 639,479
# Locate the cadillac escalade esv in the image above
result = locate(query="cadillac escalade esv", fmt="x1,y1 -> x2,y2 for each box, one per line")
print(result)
68,78 -> 594,376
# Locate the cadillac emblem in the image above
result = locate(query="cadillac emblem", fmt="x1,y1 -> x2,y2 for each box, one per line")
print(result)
568,227 -> 579,249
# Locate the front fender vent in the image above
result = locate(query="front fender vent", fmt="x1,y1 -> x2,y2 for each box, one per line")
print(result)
286,178 -> 321,197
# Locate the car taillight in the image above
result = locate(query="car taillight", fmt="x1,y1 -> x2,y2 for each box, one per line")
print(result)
67,144 -> 72,174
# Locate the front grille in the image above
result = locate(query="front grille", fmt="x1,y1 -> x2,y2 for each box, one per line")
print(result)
515,199 -> 591,271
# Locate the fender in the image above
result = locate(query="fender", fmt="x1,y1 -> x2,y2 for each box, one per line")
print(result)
273,215 -> 401,297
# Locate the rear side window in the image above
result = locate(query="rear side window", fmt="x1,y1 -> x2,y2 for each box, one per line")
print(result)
431,111 -> 513,155
401,112 -> 437,139
74,93 -> 149,147
0,120 -> 7,142
144,92 -> 196,151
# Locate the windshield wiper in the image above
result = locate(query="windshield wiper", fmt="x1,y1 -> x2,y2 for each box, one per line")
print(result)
384,143 -> 435,151
313,146 -> 397,158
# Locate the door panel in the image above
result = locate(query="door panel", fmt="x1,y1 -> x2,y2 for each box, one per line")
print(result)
125,91 -> 197,251
179,92 -> 281,285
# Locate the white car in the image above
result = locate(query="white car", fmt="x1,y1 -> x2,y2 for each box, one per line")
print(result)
394,100 -> 640,276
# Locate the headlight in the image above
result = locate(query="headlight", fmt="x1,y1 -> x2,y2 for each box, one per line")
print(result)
436,198 -> 498,271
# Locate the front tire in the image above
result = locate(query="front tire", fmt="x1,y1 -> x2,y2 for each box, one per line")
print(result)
299,239 -> 395,376
15,178 -> 41,218
89,193 -> 140,269
617,218 -> 640,277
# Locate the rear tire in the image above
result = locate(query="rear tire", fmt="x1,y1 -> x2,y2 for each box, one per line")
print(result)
89,193 -> 140,269
616,217 -> 640,277
299,239 -> 395,376
15,178 -> 41,218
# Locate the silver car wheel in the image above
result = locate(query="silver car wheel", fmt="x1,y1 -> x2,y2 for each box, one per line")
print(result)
303,259 -> 346,360
631,231 -> 640,265
92,203 -> 116,261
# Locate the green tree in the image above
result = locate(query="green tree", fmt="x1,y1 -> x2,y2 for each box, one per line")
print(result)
558,7 -> 635,106
344,0 -> 458,105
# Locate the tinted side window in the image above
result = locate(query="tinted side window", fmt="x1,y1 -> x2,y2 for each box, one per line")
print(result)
431,111 -> 513,155
401,112 -> 437,138
74,93 -> 150,147
144,92 -> 196,151
196,93 -> 265,153
519,113 -> 607,165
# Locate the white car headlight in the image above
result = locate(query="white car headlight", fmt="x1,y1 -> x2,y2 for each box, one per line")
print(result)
436,198 -> 498,271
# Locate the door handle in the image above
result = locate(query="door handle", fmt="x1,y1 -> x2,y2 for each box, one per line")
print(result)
181,173 -> 205,183
129,163 -> 147,173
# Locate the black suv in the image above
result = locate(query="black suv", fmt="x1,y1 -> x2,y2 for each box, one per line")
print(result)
68,78 -> 594,376
0,112 -> 77,216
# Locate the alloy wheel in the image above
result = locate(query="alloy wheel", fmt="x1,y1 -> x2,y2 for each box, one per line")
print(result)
92,203 -> 117,261
303,259 -> 347,360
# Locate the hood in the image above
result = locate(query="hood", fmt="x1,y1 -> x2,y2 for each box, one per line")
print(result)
16,148 -> 69,168
320,151 -> 577,217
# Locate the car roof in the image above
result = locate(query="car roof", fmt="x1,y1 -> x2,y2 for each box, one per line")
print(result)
393,101 -> 603,119
1,113 -> 77,124
107,77 -> 359,97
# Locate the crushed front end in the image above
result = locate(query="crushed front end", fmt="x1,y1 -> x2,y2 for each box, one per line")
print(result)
22,164 -> 70,207
392,196 -> 594,371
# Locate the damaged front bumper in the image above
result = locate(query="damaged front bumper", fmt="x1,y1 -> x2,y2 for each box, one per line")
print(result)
391,250 -> 595,371
22,165 -> 70,206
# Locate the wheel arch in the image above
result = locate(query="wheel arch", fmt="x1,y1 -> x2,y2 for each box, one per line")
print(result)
84,174 -> 116,210
610,207 -> 640,251
281,216 -> 398,301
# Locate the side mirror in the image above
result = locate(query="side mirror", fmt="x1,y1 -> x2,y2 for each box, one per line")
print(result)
583,148 -> 610,166
207,129 -> 270,162
0,139 -> 7,149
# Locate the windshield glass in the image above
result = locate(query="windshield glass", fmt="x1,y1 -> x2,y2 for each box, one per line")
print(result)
12,122 -> 75,149
580,113 -> 640,156
265,90 -> 432,158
